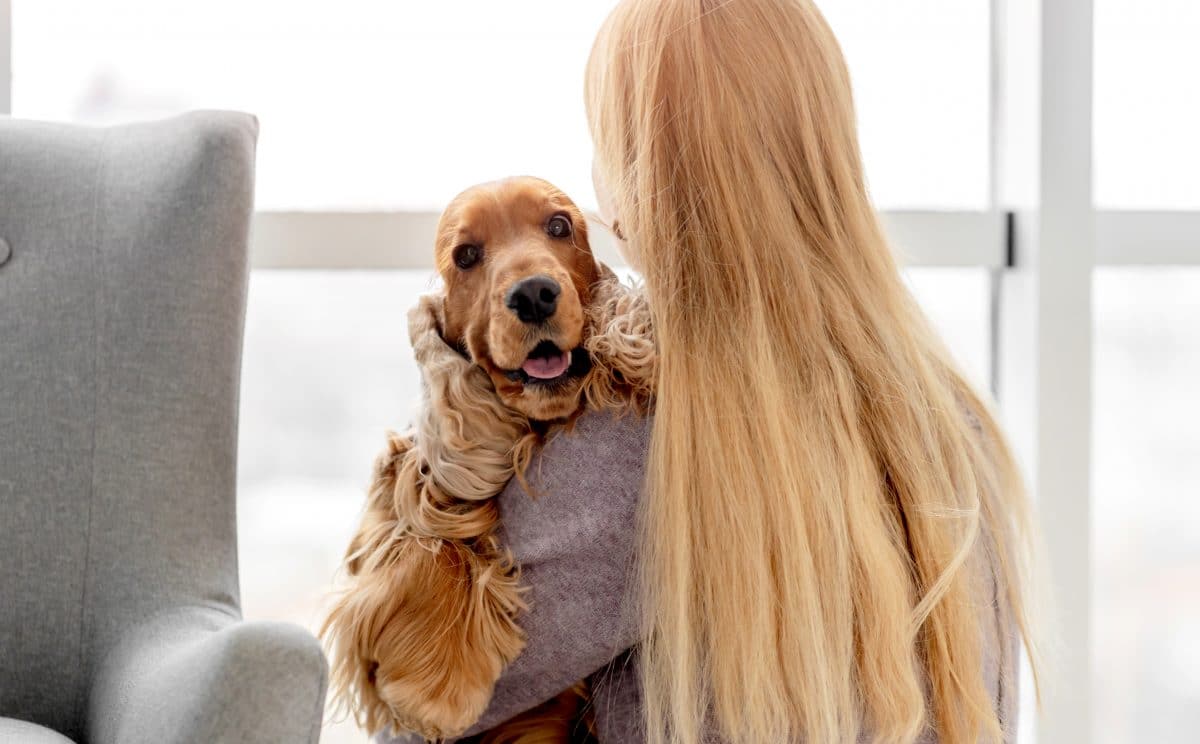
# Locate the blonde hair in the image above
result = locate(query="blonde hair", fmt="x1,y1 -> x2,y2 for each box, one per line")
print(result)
585,1 -> 1038,742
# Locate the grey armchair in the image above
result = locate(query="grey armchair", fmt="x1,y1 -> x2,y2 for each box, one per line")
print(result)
0,112 -> 328,743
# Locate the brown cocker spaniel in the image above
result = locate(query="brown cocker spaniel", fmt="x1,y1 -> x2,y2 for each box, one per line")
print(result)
323,177 -> 654,742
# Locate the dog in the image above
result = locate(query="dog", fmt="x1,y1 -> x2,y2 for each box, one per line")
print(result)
322,177 -> 655,742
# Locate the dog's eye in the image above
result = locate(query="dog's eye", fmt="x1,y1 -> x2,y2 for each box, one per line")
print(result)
453,244 -> 482,270
546,214 -> 573,239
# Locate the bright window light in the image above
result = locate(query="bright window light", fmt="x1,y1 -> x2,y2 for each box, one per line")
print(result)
13,0 -> 989,210
1093,268 -> 1200,744
1095,0 -> 1200,209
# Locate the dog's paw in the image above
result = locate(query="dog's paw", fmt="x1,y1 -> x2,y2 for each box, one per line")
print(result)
368,540 -> 527,739
380,672 -> 497,741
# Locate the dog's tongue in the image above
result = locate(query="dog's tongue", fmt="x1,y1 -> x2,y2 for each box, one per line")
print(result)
522,351 -> 570,379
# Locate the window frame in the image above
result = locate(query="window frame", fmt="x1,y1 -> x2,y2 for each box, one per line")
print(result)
4,2 -> 1199,741
246,210 -> 1011,270
245,208 -> 1199,271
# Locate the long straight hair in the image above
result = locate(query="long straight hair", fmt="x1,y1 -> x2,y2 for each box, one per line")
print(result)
585,1 -> 1038,742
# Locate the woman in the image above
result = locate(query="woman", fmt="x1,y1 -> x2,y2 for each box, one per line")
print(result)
391,0 -> 1038,742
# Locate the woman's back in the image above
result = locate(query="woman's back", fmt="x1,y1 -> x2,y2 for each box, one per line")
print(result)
581,0 -> 1037,740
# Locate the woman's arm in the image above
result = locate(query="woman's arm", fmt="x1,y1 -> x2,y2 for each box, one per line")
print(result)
375,411 -> 650,744
463,409 -> 651,734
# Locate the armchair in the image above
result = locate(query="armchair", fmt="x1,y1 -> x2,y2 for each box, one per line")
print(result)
0,112 -> 328,743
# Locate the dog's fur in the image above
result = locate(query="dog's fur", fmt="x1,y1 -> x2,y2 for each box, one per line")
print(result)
322,177 -> 654,742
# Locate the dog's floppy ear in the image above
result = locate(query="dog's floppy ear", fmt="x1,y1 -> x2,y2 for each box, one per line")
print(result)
408,292 -> 472,361
408,293 -> 444,347
409,294 -> 460,362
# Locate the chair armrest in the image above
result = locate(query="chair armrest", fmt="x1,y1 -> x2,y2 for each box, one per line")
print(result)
87,608 -> 328,744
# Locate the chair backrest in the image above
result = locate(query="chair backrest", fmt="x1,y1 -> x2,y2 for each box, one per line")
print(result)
0,112 -> 258,737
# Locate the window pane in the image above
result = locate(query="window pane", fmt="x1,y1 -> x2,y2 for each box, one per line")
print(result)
237,270 -> 426,630
1095,1 -> 1200,208
905,267 -> 993,391
13,0 -> 987,210
238,271 -> 429,744
1093,268 -> 1200,743
12,1 -> 612,211
824,1 -> 990,209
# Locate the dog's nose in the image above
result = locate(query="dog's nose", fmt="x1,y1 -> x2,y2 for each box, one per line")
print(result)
505,275 -> 561,324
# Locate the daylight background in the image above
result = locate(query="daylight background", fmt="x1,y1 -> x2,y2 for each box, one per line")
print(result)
10,2 -> 1199,743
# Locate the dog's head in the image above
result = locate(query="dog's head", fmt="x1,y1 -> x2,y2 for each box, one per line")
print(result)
435,177 -> 602,421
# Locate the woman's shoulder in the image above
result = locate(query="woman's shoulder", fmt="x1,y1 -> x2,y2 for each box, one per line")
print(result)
498,410 -> 652,561
521,410 -> 652,496
547,410 -> 653,468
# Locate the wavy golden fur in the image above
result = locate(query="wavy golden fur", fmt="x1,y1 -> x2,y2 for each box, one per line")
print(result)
585,1 -> 1039,743
322,179 -> 655,741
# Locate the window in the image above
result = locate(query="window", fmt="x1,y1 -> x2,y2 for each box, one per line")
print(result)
905,268 -> 992,389
237,271 -> 427,626
1094,0 -> 1200,209
13,0 -> 989,211
1092,268 -> 1200,744
12,1 -> 614,209
1091,4 -> 1200,741
238,271 -> 430,744
823,0 -> 990,209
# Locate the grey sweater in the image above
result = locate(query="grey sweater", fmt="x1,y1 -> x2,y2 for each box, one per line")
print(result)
381,410 -> 1018,743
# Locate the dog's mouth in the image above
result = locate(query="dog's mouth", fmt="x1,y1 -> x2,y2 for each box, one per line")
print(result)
503,340 -> 591,386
